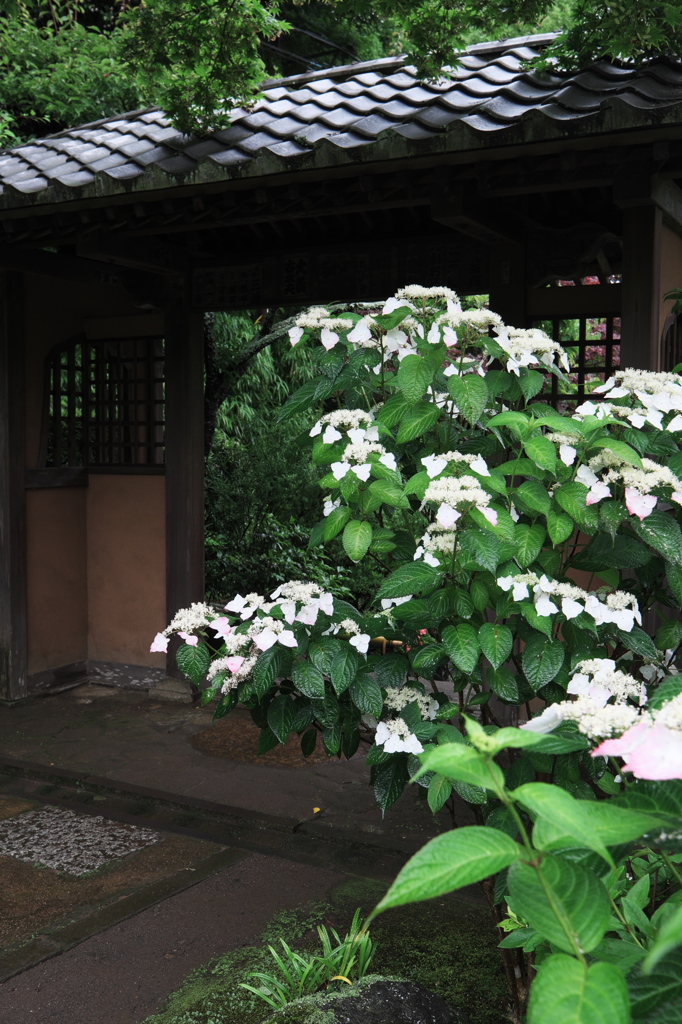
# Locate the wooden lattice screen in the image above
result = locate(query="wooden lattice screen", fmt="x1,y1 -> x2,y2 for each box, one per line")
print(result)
529,312 -> 621,408
42,336 -> 165,469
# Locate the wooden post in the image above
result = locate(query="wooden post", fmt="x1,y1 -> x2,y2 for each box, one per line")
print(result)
489,241 -> 526,328
0,271 -> 27,701
620,206 -> 662,370
164,280 -> 205,676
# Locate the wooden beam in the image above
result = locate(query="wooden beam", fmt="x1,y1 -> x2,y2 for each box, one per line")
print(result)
431,183 -> 518,245
0,271 -> 27,701
527,284 -> 622,318
164,281 -> 205,677
614,170 -> 682,235
77,235 -> 187,277
0,242 -> 128,285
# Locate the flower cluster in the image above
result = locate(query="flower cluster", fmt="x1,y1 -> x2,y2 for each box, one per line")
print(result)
384,686 -> 439,720
421,451 -> 490,479
576,452 -> 682,519
288,306 -> 352,350
413,522 -> 458,567
424,476 -> 497,529
331,441 -> 396,482
592,369 -> 682,431
375,717 -> 424,754
322,616 -> 371,654
493,327 -> 570,376
497,573 -> 641,631
309,409 -> 378,446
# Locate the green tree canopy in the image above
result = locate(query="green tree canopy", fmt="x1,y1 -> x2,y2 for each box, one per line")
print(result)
0,1 -> 680,142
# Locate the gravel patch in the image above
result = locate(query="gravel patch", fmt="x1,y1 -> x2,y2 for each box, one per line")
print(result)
0,806 -> 159,875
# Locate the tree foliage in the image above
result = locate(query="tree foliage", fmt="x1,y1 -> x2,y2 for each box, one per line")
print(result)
1,0 -> 681,143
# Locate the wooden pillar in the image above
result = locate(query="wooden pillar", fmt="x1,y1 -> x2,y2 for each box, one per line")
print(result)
489,241 -> 527,328
620,206 -> 662,370
164,281 -> 204,675
0,271 -> 27,701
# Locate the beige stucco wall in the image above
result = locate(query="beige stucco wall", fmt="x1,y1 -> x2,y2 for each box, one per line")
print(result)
23,272 -> 168,676
26,488 -> 88,674
86,474 -> 166,668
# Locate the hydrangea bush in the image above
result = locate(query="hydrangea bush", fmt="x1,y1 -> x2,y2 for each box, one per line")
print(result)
153,286 -> 682,1023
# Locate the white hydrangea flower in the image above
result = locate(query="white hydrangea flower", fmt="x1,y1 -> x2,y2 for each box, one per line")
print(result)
375,718 -> 424,754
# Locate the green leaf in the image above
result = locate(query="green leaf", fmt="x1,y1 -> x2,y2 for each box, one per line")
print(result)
301,728 -> 317,758
448,374 -> 489,425
522,636 -> 564,690
373,305 -> 412,330
372,757 -> 409,815
369,479 -> 409,508
442,623 -> 481,674
513,783 -> 614,866
496,457 -> 545,479
487,411 -> 531,437
589,438 -> 643,468
515,523 -> 546,567
452,778 -> 488,804
524,435 -> 557,472
176,641 -> 210,685
555,482 -> 599,531
330,646 -> 359,695
427,774 -> 453,814
527,955 -> 630,1024
396,401 -> 440,443
479,623 -> 513,670
460,529 -> 500,573
374,653 -> 409,689
372,826 -> 521,916
418,743 -> 505,794
644,905 -> 682,974
252,645 -> 287,698
323,504 -> 351,541
308,638 -> 341,676
292,661 -> 326,699
404,471 -> 430,498
508,854 -> 611,954
266,695 -> 294,744
349,673 -> 383,716
616,626 -> 659,660
257,727 -> 280,755
573,533 -> 652,570
397,353 -> 435,403
668,563 -> 682,606
629,949 -> 682,1019
547,510 -> 574,544
517,479 -> 552,515
377,562 -> 442,599
342,520 -> 373,562
631,512 -> 682,565
323,723 -> 342,755
376,393 -> 411,427
518,368 -> 545,402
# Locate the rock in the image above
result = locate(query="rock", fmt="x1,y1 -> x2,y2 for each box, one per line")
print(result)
149,677 -> 194,703
262,978 -> 471,1024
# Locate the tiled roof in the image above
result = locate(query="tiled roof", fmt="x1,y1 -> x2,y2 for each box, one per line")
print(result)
1,32 -> 682,210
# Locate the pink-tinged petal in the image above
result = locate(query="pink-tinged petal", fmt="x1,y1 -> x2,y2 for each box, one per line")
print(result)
586,481 -> 612,505
625,487 -> 657,521
150,632 -> 169,653
288,326 -> 304,346
254,628 -> 277,652
592,719 -> 651,759
559,444 -> 577,467
277,629 -> 299,648
623,722 -> 682,780
226,656 -> 245,674
672,491 -> 682,507
477,506 -> 498,525
436,503 -> 461,528
296,604 -> 318,626
178,631 -> 198,647
210,616 -> 232,638
347,322 -> 372,345
320,328 -> 339,351
520,704 -> 564,733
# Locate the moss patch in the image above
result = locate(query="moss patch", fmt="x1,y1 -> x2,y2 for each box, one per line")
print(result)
140,880 -> 507,1024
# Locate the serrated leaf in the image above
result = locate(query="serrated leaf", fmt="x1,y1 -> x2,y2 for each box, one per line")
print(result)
616,625 -> 659,659
376,393 -> 411,427
517,479 -> 552,515
372,827 -> 520,915
427,774 -> 453,813
589,438 -> 643,468
547,510 -> 574,544
292,660 -> 326,698
396,401 -> 440,443
522,636 -> 564,690
515,523 -> 546,567
442,623 -> 480,673
377,562 -> 442,599
632,512 -> 682,566
528,955 -> 630,1024
404,471 -> 430,498
448,374 -> 489,425
397,354 -> 436,403
478,623 -> 513,670
342,519 -> 373,562
372,757 -> 409,815
266,695 -> 295,744
524,435 -> 557,472
460,529 -> 500,572
330,645 -> 359,695
323,504 -> 352,541
368,479 -> 408,508
418,742 -> 505,793
518,368 -> 545,402
508,854 -> 611,954
374,653 -> 409,689
555,482 -> 599,531
349,672 -> 383,716
252,645 -> 287,698
176,641 -> 210,685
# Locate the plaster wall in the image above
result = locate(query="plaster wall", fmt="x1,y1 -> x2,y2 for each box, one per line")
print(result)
86,474 -> 166,668
25,488 -> 87,674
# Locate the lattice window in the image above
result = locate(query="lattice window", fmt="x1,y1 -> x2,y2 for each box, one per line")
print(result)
661,313 -> 682,372
42,336 -> 165,469
528,314 -> 621,408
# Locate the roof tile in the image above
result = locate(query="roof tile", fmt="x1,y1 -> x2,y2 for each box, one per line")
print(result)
1,34 -> 681,206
